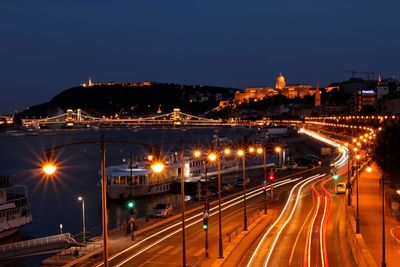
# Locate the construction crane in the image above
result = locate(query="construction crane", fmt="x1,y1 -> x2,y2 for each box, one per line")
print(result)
339,70 -> 375,81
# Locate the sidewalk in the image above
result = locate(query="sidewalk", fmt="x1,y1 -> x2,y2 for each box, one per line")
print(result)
352,163 -> 400,267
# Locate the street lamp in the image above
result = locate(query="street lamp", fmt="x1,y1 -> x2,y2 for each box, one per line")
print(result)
256,147 -> 268,214
237,149 -> 248,231
193,150 -> 210,258
345,143 -> 352,206
207,151 -> 224,258
150,162 -> 165,173
275,147 -> 282,168
78,196 -> 86,247
43,163 -> 57,176
355,154 -> 361,234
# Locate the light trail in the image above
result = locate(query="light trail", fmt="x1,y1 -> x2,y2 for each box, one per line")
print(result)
263,174 -> 324,267
96,176 -> 303,267
246,173 -> 325,267
307,183 -> 321,267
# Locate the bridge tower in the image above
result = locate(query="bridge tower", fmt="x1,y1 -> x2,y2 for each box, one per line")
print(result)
172,108 -> 181,125
65,109 -> 74,127
77,109 -> 82,121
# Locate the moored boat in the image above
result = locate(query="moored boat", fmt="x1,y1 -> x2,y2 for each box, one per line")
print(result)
0,176 -> 32,239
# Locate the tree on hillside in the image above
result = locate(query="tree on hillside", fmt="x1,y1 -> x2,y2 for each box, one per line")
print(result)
372,120 -> 400,185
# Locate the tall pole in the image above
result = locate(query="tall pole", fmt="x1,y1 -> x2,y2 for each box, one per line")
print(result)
81,198 -> 86,246
382,175 -> 386,267
180,139 -> 186,267
100,132 -> 109,267
217,157 -> 223,258
356,161 -> 360,234
263,150 -> 267,214
204,161 -> 209,258
347,151 -> 351,206
242,155 -> 248,231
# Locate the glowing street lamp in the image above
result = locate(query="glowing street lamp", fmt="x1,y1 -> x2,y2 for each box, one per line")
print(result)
43,163 -> 57,175
193,150 -> 202,158
147,155 -> 154,161
248,146 -> 255,154
78,196 -> 86,247
236,149 -> 248,231
224,148 -> 231,155
151,162 -> 165,173
206,151 -> 223,258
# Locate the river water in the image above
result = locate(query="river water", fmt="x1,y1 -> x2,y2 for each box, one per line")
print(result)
0,127 -> 259,266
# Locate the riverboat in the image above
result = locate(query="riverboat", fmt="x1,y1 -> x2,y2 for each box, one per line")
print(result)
0,176 -> 32,239
102,136 -> 240,199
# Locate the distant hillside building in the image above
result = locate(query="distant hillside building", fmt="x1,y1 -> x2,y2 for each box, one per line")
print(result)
281,84 -> 312,99
234,87 -> 276,103
275,73 -> 286,89
353,89 -> 377,112
376,77 -> 400,99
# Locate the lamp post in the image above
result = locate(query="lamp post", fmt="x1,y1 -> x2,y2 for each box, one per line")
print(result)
180,140 -> 186,267
355,154 -> 361,234
78,196 -> 86,247
237,149 -> 247,231
345,143 -> 352,206
193,150 -> 209,258
257,147 -> 267,214
275,147 -> 282,169
208,151 -> 224,258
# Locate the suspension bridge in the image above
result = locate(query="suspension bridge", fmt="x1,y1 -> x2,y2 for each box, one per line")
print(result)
22,108 -> 238,128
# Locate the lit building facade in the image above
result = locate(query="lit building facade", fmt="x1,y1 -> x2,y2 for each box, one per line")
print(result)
354,89 -> 376,112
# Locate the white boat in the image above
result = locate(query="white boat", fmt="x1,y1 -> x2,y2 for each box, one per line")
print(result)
0,176 -> 32,239
103,136 -> 240,199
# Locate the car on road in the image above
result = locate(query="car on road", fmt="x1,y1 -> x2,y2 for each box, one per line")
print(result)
336,182 -> 346,194
286,162 -> 298,170
151,203 -> 173,217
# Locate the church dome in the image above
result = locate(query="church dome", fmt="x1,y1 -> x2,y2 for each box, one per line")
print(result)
275,73 -> 286,89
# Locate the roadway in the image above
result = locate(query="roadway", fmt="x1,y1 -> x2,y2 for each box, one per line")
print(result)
93,167 -> 324,267
242,130 -> 356,267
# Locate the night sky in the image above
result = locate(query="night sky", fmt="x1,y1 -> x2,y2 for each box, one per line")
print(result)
1,0 -> 399,113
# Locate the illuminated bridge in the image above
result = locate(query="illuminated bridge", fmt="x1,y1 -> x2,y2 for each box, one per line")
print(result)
22,108 -> 238,128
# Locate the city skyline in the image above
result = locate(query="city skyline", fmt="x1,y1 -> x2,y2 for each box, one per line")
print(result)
1,0 -> 399,113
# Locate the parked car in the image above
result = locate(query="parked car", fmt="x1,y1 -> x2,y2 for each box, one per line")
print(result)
336,182 -> 346,194
235,177 -> 250,187
151,203 -> 173,217
286,162 -> 298,170
221,183 -> 234,193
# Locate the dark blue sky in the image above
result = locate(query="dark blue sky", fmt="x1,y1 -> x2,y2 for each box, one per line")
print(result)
1,0 -> 399,113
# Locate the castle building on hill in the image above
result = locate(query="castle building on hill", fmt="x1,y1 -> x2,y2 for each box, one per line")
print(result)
234,73 -> 312,103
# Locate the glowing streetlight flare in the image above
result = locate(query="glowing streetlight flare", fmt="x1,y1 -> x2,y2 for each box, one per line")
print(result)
43,164 -> 57,175
78,196 -> 83,201
224,148 -> 231,155
151,162 -> 164,173
275,147 -> 282,153
193,150 -> 201,158
248,147 -> 255,153
366,166 -> 372,173
237,150 -> 244,157
352,138 -> 357,143
147,155 -> 154,161
208,153 -> 217,161
355,155 -> 361,160
256,147 -> 263,154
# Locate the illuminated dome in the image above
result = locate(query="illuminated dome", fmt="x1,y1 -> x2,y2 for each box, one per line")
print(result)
275,73 -> 286,89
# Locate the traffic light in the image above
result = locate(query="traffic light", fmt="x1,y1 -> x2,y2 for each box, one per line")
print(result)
127,200 -> 135,210
332,173 -> 339,181
268,173 -> 275,182
203,217 -> 208,230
